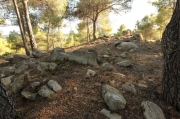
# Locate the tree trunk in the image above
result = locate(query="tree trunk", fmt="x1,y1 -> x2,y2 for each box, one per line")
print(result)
86,18 -> 90,43
92,20 -> 96,40
0,82 -> 14,119
12,0 -> 30,56
161,0 -> 180,111
46,20 -> 50,51
22,0 -> 37,51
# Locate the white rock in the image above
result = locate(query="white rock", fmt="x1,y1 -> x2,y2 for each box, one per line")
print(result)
47,80 -> 62,92
102,85 -> 126,110
114,73 -> 125,78
116,42 -> 138,51
103,55 -> 110,58
21,91 -> 37,100
141,101 -> 166,119
38,85 -> 54,97
100,108 -> 122,119
86,69 -> 96,77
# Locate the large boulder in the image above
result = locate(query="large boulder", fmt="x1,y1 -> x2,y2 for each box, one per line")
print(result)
134,33 -> 143,41
68,50 -> 98,65
15,65 -> 29,75
102,85 -> 126,110
0,66 -> 16,77
46,52 -> 69,62
141,101 -> 165,119
11,75 -> 25,93
116,42 -> 138,51
12,54 -> 28,63
1,75 -> 13,87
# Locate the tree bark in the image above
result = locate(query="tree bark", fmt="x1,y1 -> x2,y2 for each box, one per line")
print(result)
0,82 -> 14,119
22,0 -> 37,51
86,18 -> 90,43
92,20 -> 96,40
12,0 -> 30,56
46,20 -> 50,51
161,0 -> 180,111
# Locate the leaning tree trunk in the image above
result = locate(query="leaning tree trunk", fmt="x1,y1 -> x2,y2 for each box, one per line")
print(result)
161,0 -> 180,111
12,0 -> 30,56
0,82 -> 14,119
22,0 -> 37,51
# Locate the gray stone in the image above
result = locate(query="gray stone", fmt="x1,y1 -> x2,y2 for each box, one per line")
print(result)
0,66 -> 16,77
138,83 -> 148,88
37,62 -> 49,72
117,60 -> 133,67
46,52 -> 69,62
86,69 -> 96,77
122,82 -> 137,94
30,82 -> 41,89
116,42 -> 138,51
103,55 -> 110,58
102,63 -> 114,71
1,75 -> 13,86
11,75 -> 25,93
50,47 -> 65,54
48,62 -> 57,71
47,80 -> 62,92
21,91 -> 37,100
102,85 -> 126,110
68,50 -> 98,65
100,108 -> 122,119
13,54 -> 28,63
120,52 -> 127,58
141,101 -> 166,119
38,85 -> 55,97
32,50 -> 43,58
113,73 -> 125,78
15,65 -> 29,75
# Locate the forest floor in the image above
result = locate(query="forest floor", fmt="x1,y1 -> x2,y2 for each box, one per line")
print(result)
8,38 -> 180,119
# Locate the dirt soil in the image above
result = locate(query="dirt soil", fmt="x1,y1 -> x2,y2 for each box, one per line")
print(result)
10,38 -> 180,119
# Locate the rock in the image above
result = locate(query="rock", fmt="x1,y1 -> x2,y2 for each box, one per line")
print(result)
86,69 -> 96,77
138,83 -> 148,88
47,80 -> 62,92
116,42 -> 138,51
48,62 -> 57,71
37,62 -> 49,72
122,29 -> 132,37
141,101 -> 165,119
0,66 -> 16,77
68,50 -> 98,65
38,85 -> 55,97
134,33 -> 143,41
11,75 -> 25,93
103,55 -> 110,58
30,82 -> 41,89
32,50 -> 43,58
117,60 -> 133,67
114,73 -> 125,78
122,82 -> 137,94
101,63 -> 114,71
50,47 -> 65,54
21,91 -> 37,100
120,52 -> 127,58
13,54 -> 28,63
15,65 -> 29,75
87,49 -> 100,62
46,52 -> 69,62
100,108 -> 122,119
1,75 -> 13,87
102,85 -> 126,110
